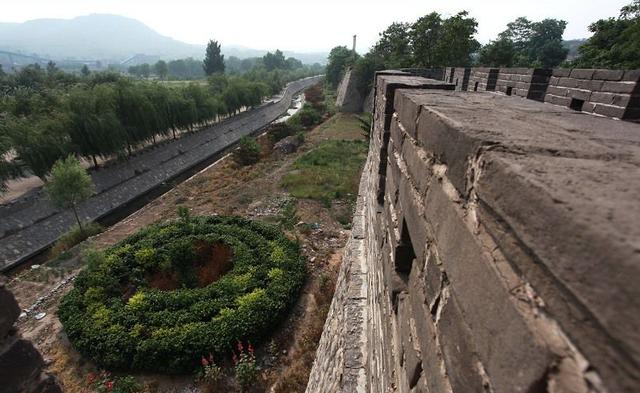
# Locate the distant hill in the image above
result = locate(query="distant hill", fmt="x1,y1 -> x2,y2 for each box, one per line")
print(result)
0,14 -> 327,64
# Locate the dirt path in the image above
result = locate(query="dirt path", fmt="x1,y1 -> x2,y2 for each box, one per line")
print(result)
5,112 -> 365,393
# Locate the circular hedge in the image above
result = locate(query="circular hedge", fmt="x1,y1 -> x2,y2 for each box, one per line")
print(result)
58,215 -> 305,373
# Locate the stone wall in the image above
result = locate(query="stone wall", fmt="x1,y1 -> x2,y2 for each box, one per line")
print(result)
444,67 -> 471,91
466,67 -> 498,91
495,67 -> 551,101
336,68 -> 364,113
545,68 -> 640,120
0,76 -> 322,271
0,283 -> 61,393
306,72 -> 640,393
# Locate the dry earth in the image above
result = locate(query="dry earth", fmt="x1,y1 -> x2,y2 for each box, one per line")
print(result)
4,112 -> 365,393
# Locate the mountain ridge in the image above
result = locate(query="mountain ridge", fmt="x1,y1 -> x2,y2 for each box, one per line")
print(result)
0,14 -> 328,64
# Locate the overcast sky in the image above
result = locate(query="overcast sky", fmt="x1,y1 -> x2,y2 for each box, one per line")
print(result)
1,0 -> 630,52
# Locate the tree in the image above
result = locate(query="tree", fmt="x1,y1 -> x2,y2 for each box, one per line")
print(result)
81,64 -> 91,77
326,46 -> 357,88
478,36 -> 517,67
263,50 -> 286,71
46,61 -> 58,76
410,13 -> 443,67
154,60 -> 168,79
203,40 -> 225,75
436,11 -> 480,66
372,22 -> 413,68
497,17 -> 568,68
45,156 -> 94,233
574,1 -> 640,69
410,11 -> 480,67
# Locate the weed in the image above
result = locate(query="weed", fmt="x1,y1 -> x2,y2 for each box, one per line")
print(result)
49,222 -> 103,259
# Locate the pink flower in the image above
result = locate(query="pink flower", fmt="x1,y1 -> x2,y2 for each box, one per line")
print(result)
248,343 -> 254,356
232,353 -> 238,365
105,381 -> 114,391
201,356 -> 209,366
237,341 -> 244,353
86,372 -> 97,385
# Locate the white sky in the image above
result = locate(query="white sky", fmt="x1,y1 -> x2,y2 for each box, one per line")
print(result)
1,0 -> 630,52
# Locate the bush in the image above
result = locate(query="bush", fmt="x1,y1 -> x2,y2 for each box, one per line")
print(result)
234,136 -> 261,166
58,215 -> 306,373
268,123 -> 297,143
50,222 -> 104,258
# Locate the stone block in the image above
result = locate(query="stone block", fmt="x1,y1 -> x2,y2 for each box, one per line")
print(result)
552,68 -> 572,77
397,175 -> 428,261
593,103 -> 626,118
424,182 -> 551,393
558,78 -> 580,88
569,69 -> 595,79
437,292 -> 486,393
593,69 -> 624,81
476,150 -> 640,393
622,69 -> 640,82
602,81 -> 637,94
400,138 -> 433,196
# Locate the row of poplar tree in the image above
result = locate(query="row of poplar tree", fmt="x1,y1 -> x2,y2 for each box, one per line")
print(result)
0,56 -> 320,191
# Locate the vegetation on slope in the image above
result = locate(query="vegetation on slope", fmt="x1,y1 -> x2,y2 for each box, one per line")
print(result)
58,215 -> 305,373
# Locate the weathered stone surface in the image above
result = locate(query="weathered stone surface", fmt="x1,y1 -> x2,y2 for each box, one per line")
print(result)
306,71 -> 640,393
336,68 -> 364,113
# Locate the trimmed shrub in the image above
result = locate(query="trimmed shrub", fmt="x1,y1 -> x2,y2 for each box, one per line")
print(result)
234,136 -> 261,166
58,216 -> 305,374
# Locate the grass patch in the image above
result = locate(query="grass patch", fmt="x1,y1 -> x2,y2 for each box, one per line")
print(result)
281,140 -> 368,203
49,222 -> 104,258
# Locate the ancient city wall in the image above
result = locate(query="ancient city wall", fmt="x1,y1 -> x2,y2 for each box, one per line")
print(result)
309,71 -> 640,393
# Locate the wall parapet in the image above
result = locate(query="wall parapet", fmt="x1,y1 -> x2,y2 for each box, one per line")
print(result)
307,72 -> 640,393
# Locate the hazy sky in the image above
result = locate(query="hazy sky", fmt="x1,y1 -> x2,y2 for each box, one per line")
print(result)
1,0 -> 630,52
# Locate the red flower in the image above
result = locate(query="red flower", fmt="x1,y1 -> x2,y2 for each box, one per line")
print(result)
248,343 -> 254,355
105,381 -> 114,391
237,341 -> 244,353
201,356 -> 209,367
86,372 -> 97,385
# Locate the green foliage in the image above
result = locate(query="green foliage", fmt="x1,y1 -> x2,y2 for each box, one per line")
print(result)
278,199 -> 298,230
372,22 -> 414,68
203,40 -> 225,75
154,60 -> 169,80
263,50 -> 287,71
478,37 -> 517,67
480,17 -> 569,68
573,1 -> 640,69
281,140 -> 368,202
45,156 -> 95,229
234,136 -> 261,166
325,46 -> 357,89
234,344 -> 257,390
1,61 -> 322,181
50,222 -> 104,258
88,373 -> 143,393
58,216 -> 306,373
358,113 -> 373,140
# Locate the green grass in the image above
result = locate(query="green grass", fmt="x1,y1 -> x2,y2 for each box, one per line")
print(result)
281,140 -> 368,202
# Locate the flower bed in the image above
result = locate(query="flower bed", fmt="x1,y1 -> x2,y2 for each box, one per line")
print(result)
58,215 -> 305,373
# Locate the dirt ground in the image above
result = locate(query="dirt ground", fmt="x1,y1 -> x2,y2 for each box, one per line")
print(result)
4,112 -> 365,393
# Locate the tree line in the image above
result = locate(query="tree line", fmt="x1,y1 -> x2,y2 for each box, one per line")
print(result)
0,52 -> 323,192
326,1 -> 640,95
128,47 -> 323,80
